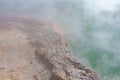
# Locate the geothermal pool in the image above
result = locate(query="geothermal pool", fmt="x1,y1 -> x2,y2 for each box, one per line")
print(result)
0,0 -> 120,80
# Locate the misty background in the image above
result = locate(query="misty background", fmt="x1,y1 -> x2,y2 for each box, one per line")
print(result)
0,0 -> 120,80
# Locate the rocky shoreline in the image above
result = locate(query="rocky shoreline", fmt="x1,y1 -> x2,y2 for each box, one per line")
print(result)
0,15 -> 99,80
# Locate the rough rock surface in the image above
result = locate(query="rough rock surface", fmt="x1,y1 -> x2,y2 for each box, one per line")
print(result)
0,15 -> 98,80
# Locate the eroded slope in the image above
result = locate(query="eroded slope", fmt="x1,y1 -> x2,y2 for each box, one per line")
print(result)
0,15 -> 98,80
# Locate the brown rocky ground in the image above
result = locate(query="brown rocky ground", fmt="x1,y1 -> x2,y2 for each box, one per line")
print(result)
0,15 -> 99,80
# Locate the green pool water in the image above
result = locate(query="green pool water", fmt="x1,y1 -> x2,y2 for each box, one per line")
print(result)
67,38 -> 120,80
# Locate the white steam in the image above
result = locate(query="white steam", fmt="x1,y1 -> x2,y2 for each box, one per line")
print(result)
85,0 -> 120,11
